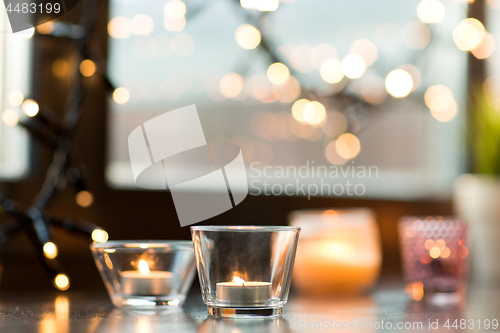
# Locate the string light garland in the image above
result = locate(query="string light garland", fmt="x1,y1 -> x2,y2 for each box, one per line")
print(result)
0,0 -> 112,290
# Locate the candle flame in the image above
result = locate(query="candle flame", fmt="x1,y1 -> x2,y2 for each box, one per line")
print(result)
138,260 -> 150,274
233,276 -> 246,286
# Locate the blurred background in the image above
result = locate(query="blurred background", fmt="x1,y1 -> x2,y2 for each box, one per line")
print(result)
0,0 -> 499,292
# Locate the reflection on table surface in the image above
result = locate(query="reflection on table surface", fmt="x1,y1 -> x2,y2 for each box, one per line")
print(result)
0,287 -> 499,333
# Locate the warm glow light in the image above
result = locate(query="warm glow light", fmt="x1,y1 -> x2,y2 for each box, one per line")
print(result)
138,260 -> 150,274
487,0 -> 500,8
54,274 -> 70,291
258,0 -> 279,11
233,276 -> 246,285
402,21 -> 431,50
320,59 -> 344,84
453,18 -> 485,51
435,239 -> 446,249
310,44 -> 338,69
302,101 -> 326,126
267,63 -> 290,85
424,239 -> 435,251
429,247 -> 441,259
91,229 -> 109,243
37,21 -> 54,34
76,190 -> 94,207
9,91 -> 24,106
385,69 -> 413,98
43,242 -> 58,259
472,32 -> 495,59
350,39 -> 378,66
325,140 -> 348,165
80,60 -> 96,77
440,247 -> 451,258
341,55 -> 366,79
241,0 -> 259,8
132,14 -> 154,35
22,99 -> 39,117
113,87 -> 130,104
2,110 -> 19,126
235,24 -> 261,50
407,281 -> 424,301
108,17 -> 132,39
336,133 -> 361,159
417,0 -> 445,24
220,73 -> 244,98
291,99 -> 310,123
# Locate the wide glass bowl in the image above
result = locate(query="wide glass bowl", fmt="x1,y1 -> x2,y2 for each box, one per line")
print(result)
90,240 -> 196,309
191,226 -> 300,318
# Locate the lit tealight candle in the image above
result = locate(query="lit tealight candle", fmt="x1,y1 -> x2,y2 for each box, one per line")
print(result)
216,276 -> 272,305
121,260 -> 173,296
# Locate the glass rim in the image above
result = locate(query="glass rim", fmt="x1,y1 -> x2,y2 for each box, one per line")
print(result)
190,225 -> 300,232
90,240 -> 193,249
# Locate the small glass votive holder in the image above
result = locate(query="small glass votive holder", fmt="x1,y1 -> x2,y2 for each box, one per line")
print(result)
90,240 -> 196,309
191,226 -> 300,318
289,208 -> 382,296
398,216 -> 469,303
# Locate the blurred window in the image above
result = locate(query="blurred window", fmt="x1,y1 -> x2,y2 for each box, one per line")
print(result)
106,0 -> 469,199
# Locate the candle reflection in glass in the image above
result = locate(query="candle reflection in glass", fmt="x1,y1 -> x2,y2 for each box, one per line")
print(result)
289,208 -> 382,296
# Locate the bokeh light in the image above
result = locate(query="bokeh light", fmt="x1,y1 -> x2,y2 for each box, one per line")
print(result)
398,64 -> 421,91
220,73 -> 244,98
164,0 -> 186,17
43,242 -> 58,259
132,14 -> 154,35
108,17 -> 132,38
113,87 -> 130,104
9,91 -> 24,106
258,0 -> 278,11
402,21 -> 431,50
2,110 -> 19,126
267,63 -> 290,84
164,17 -> 186,31
350,39 -> 378,66
54,274 -> 70,291
76,190 -> 94,207
385,69 -> 413,98
335,133 -> 361,159
320,59 -> 344,83
453,18 -> 485,51
417,0 -> 445,24
341,55 -> 366,79
425,85 -> 457,122
425,85 -> 453,108
37,21 -> 54,34
80,59 -> 96,77
472,32 -> 495,59
325,140 -> 348,165
302,101 -> 326,126
235,24 -> 261,50
431,100 -> 458,122
22,99 -> 39,117
52,59 -> 70,78
291,99 -> 310,123
92,229 -> 109,243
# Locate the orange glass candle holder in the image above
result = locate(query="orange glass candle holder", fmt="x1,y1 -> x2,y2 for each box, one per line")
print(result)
289,208 -> 382,296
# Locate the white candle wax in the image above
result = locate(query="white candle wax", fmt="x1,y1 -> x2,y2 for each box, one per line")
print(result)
120,260 -> 173,296
216,277 -> 272,305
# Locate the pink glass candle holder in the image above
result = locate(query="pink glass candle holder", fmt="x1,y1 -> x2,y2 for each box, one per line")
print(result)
398,216 -> 469,303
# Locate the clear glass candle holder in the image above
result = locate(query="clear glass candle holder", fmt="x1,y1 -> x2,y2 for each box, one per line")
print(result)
398,216 -> 469,303
90,240 -> 196,309
289,208 -> 382,296
191,226 -> 300,318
